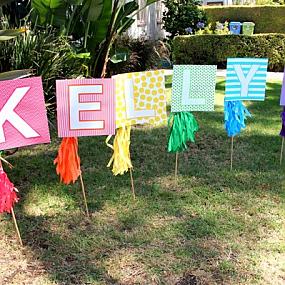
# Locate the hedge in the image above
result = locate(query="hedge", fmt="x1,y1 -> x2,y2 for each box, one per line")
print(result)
203,5 -> 285,34
173,34 -> 285,71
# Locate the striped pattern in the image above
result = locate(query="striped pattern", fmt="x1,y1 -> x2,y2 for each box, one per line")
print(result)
225,58 -> 268,101
56,79 -> 115,138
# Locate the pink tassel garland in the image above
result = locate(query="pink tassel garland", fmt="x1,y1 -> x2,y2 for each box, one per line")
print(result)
0,169 -> 18,214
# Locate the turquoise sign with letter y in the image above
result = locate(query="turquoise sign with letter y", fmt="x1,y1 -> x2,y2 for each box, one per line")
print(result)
225,58 -> 268,101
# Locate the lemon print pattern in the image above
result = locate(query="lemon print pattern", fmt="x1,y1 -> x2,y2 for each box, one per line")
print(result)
114,70 -> 167,128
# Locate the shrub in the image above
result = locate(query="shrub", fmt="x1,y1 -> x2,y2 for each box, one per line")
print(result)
108,37 -> 171,75
203,5 -> 285,34
173,34 -> 285,71
163,0 -> 207,39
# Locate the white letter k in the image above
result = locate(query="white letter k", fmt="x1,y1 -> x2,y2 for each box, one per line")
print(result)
0,87 -> 40,143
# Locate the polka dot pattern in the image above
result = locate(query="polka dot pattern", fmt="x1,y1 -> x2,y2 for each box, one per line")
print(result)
171,65 -> 217,112
114,70 -> 167,128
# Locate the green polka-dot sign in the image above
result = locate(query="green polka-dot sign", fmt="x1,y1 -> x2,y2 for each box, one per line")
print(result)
171,65 -> 217,112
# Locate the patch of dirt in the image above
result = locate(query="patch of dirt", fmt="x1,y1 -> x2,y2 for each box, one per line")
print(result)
0,235 -> 52,285
175,273 -> 199,285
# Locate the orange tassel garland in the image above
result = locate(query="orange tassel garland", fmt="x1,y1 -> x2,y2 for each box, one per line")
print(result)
54,137 -> 81,184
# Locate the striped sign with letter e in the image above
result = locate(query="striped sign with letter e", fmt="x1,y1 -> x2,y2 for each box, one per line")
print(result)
225,58 -> 268,101
56,78 -> 115,137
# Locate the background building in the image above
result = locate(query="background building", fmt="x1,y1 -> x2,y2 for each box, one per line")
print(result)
127,1 -> 165,40
128,0 -> 236,40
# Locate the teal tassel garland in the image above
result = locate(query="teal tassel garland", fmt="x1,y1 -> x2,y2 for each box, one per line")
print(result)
167,112 -> 199,153
224,100 -> 251,137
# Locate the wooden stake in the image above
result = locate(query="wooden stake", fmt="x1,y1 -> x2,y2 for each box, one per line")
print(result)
130,168 -> 136,200
11,207 -> 23,247
175,152 -> 179,182
230,136 -> 234,171
280,137 -> 284,165
79,173 -> 89,217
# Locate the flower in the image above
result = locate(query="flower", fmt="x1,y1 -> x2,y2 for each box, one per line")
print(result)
196,21 -> 205,29
216,23 -> 224,30
185,27 -> 193,34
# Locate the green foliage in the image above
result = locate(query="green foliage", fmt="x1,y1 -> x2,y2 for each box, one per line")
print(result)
233,0 -> 284,4
203,5 -> 285,34
0,27 -> 26,41
173,34 -> 285,72
0,5 -> 31,80
163,0 -> 207,39
108,37 -> 171,75
0,0 -> 30,27
0,0 -> 15,5
0,69 -> 31,80
31,0 -> 156,78
32,0 -> 69,27
89,0 -> 139,77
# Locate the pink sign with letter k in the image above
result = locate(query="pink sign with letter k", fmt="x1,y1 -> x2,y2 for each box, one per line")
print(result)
0,77 -> 50,150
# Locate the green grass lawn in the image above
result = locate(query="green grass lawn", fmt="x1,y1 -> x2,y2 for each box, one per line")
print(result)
1,78 -> 285,285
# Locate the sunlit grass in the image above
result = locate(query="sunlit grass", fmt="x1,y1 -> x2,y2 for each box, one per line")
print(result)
0,78 -> 285,284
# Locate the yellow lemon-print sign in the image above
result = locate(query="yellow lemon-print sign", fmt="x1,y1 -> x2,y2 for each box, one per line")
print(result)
113,70 -> 167,128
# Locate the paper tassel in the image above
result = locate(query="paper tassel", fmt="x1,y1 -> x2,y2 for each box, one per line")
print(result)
106,126 -> 133,175
54,137 -> 81,184
0,169 -> 18,214
280,106 -> 285,137
224,100 -> 251,137
167,112 -> 199,153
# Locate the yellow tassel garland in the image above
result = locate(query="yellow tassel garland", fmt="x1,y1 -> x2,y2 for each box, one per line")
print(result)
106,126 -> 133,175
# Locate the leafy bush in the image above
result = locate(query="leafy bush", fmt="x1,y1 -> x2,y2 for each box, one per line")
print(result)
203,5 -> 285,34
108,37 -> 171,75
30,0 -> 156,78
173,34 -> 285,71
163,0 -> 207,39
1,0 -> 30,27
